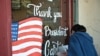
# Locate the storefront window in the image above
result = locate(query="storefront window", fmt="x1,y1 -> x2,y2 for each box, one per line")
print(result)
11,0 -> 69,56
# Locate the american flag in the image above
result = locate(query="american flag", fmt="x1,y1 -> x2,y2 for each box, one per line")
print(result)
12,17 -> 43,56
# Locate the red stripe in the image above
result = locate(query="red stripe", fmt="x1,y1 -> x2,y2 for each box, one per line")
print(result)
19,17 -> 42,24
29,52 -> 41,56
18,32 -> 42,38
19,25 -> 42,30
13,46 -> 41,54
12,38 -> 42,46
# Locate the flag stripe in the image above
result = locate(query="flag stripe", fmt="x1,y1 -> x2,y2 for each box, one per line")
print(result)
18,35 -> 42,40
18,32 -> 42,38
19,20 -> 42,29
19,17 -> 42,24
13,46 -> 41,54
12,41 -> 42,51
18,28 -> 42,34
12,38 -> 42,46
29,52 -> 41,56
19,25 -> 42,30
12,48 -> 41,56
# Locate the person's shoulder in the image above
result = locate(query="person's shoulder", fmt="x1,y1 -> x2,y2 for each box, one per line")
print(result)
75,32 -> 87,35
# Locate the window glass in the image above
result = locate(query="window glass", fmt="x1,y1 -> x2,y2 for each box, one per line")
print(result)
11,0 -> 68,56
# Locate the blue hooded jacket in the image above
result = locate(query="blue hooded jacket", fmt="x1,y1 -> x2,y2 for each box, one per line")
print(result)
67,32 -> 98,56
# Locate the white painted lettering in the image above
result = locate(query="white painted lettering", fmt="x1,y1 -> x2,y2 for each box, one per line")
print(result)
44,40 -> 63,56
44,26 -> 68,36
27,3 -> 52,18
53,12 -> 62,23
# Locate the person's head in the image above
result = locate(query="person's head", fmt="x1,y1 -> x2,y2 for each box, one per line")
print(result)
71,24 -> 86,33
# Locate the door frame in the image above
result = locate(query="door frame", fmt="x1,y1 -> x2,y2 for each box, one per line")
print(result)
0,0 -> 12,56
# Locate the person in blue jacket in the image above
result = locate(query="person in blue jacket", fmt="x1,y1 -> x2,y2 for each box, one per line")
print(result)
67,24 -> 98,56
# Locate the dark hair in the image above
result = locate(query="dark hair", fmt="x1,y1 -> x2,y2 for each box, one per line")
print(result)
71,24 -> 86,32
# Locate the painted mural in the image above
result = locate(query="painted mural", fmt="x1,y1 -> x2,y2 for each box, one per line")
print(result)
12,17 -> 43,56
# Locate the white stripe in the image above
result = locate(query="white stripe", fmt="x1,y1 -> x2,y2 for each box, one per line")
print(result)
18,35 -> 42,40
19,20 -> 42,28
12,48 -> 41,56
12,41 -> 42,51
18,28 -> 42,34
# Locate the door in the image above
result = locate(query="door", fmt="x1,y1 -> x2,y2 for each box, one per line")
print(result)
0,0 -> 73,56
